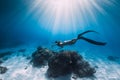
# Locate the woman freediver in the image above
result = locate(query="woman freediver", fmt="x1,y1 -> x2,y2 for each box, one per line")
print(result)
53,30 -> 106,48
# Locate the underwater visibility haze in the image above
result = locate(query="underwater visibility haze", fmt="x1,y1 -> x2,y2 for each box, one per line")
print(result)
0,0 -> 120,80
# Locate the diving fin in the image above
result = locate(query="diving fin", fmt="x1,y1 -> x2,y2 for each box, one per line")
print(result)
77,30 -> 98,39
81,36 -> 106,46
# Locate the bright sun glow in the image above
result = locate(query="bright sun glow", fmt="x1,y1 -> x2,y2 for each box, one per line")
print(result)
28,0 -> 115,34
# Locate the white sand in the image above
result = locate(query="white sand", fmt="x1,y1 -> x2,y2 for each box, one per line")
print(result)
0,47 -> 120,80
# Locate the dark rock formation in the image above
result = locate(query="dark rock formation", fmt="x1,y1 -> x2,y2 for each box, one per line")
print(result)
0,51 -> 13,58
18,49 -> 26,53
31,47 -> 96,78
31,46 -> 55,67
0,60 -> 3,64
0,51 -> 14,61
47,51 -> 96,78
107,56 -> 120,61
0,66 -> 8,74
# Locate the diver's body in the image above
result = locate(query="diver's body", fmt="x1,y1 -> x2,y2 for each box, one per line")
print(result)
55,39 -> 78,48
54,30 -> 106,48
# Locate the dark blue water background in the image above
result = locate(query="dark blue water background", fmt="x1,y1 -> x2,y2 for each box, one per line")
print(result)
0,0 -> 120,57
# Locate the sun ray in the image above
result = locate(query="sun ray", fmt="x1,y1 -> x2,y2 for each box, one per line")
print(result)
27,0 -> 116,35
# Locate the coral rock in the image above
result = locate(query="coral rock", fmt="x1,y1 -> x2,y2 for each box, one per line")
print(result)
0,66 -> 8,74
31,46 -> 55,67
47,51 -> 96,78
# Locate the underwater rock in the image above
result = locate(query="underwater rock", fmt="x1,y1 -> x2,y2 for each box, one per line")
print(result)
26,56 -> 31,60
0,60 -> 3,64
107,56 -> 120,61
0,51 -> 13,58
0,66 -> 8,74
18,49 -> 26,53
31,46 -> 55,67
31,46 -> 95,78
0,51 -> 14,61
47,51 -> 96,78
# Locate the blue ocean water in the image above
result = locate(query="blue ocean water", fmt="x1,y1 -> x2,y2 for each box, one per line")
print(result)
0,0 -> 120,80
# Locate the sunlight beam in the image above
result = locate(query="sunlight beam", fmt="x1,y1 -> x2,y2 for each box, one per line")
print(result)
27,0 -> 116,35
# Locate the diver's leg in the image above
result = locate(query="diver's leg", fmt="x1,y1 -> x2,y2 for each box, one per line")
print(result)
77,30 -> 98,39
80,37 -> 106,46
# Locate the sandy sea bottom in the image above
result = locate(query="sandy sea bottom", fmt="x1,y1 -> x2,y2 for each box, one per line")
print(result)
0,47 -> 120,80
